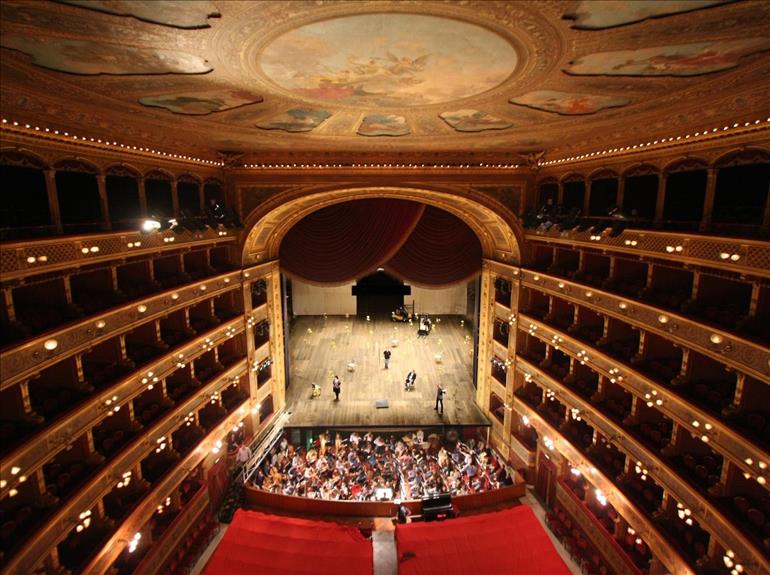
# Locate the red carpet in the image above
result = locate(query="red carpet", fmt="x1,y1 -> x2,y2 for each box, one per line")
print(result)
202,510 -> 373,575
395,506 -> 572,575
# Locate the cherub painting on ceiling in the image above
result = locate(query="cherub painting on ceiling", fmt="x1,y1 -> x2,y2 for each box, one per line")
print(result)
510,91 -> 630,115
139,90 -> 263,115
259,14 -> 517,107
257,109 -> 332,132
565,38 -> 770,76
439,110 -> 513,132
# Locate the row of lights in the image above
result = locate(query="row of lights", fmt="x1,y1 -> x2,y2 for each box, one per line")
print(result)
1,118 -> 224,166
742,456 -> 768,486
241,162 -> 521,169
116,471 -> 132,489
1,465 -> 27,497
691,419 -> 714,443
539,117 -> 770,166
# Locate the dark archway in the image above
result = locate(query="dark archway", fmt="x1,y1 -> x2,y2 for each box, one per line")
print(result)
352,270 -> 410,318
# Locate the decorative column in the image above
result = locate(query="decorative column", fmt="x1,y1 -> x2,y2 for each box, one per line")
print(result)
137,176 -> 148,218
44,168 -> 63,234
96,174 -> 111,231
616,176 -> 625,211
762,178 -> 770,232
582,179 -> 592,216
699,167 -> 718,231
654,172 -> 667,228
171,179 -> 180,217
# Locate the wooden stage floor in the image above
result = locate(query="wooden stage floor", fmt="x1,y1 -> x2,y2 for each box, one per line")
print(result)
284,315 -> 489,428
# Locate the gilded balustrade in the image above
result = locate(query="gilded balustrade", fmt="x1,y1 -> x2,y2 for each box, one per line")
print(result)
513,400 -> 693,575
0,319 -> 246,500
518,269 -> 770,382
5,360 -> 248,575
1,270 -> 245,388
0,229 -> 236,282
516,359 -> 770,575
525,229 -> 770,280
80,398 -> 253,575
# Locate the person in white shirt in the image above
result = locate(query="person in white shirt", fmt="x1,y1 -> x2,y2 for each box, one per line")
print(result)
236,442 -> 252,465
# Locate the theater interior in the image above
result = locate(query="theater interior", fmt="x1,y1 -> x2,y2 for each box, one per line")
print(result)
1,1 -> 769,574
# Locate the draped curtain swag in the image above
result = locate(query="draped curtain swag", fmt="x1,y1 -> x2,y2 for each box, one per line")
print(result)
279,199 -> 481,287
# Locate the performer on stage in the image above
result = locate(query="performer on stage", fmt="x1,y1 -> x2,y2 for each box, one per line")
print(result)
435,383 -> 446,414
383,348 -> 392,369
332,375 -> 342,401
405,369 -> 417,391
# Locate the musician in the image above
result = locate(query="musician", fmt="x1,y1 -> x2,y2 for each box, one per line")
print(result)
405,369 -> 417,391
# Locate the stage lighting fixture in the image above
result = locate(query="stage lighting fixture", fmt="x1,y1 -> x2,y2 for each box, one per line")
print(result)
141,218 -> 161,232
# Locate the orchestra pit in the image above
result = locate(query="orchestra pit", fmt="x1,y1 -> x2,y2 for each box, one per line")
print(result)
1,1 -> 769,575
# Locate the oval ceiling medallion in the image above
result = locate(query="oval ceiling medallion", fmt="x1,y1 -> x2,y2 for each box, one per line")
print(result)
259,13 -> 518,107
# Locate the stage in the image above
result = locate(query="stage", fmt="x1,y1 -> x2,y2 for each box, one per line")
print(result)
284,315 -> 489,428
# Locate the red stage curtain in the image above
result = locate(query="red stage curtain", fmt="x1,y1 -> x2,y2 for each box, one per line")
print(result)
387,206 -> 481,286
279,199 -> 424,284
395,506 -> 571,575
203,510 -> 373,575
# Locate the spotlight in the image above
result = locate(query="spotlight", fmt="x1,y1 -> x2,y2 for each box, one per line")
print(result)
141,218 -> 161,232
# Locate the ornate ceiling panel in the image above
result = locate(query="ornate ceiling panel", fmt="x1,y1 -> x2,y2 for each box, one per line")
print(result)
1,0 -> 769,163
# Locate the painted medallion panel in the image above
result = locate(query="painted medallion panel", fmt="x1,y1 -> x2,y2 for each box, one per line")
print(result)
139,90 -> 263,115
259,13 -> 518,107
565,38 -> 770,76
358,114 -> 410,136
563,0 -> 731,29
510,91 -> 630,115
439,109 -> 512,132
257,109 -> 332,132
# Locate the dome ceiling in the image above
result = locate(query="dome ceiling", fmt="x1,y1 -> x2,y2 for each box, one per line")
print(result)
1,0 -> 769,164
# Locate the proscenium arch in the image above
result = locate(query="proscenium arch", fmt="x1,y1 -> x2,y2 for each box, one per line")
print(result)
240,186 -> 524,268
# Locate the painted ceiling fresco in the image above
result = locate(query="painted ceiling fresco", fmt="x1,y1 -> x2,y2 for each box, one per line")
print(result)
440,110 -> 513,132
563,0 -> 731,30
0,0 -> 769,162
565,38 -> 770,77
259,14 -> 518,107
510,91 -> 630,115
1,34 -> 211,75
56,0 -> 220,28
358,114 -> 410,137
139,89 -> 263,115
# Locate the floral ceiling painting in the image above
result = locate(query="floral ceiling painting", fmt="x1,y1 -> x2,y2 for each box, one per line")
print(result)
565,38 -> 770,76
259,13 -> 518,107
0,34 -> 211,75
510,91 -> 630,115
563,0 -> 731,29
358,114 -> 410,137
56,0 -> 220,28
439,109 -> 512,132
257,109 -> 332,132
139,89 -> 263,115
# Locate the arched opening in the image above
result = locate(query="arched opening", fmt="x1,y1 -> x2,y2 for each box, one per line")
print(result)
105,165 -> 141,230
0,151 -> 49,239
54,159 -> 101,234
240,186 -> 522,428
